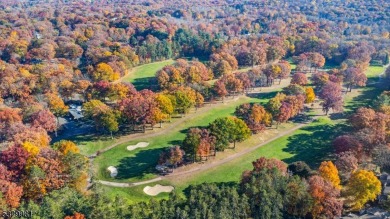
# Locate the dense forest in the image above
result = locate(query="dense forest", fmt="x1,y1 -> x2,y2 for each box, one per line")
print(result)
0,0 -> 389,218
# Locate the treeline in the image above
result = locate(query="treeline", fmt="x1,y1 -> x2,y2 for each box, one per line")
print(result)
12,156 -> 382,219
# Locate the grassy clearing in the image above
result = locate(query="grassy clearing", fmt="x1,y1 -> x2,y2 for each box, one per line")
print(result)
121,60 -> 175,90
170,117 -> 340,190
94,96 -> 261,182
366,65 -> 385,79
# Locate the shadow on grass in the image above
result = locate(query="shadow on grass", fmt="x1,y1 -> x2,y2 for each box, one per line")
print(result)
132,77 -> 159,91
282,122 -> 350,168
345,78 -> 388,112
115,148 -> 163,179
246,90 -> 279,101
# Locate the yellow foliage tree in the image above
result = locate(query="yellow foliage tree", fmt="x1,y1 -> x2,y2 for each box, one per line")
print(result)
22,142 -> 40,157
46,92 -> 69,118
155,93 -> 174,119
319,161 -> 341,189
345,170 -> 381,211
305,87 -> 316,103
93,63 -> 119,82
53,140 -> 80,155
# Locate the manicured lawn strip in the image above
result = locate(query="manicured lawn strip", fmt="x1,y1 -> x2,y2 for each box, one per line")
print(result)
121,59 -> 175,89
171,117 -> 337,190
94,96 -> 260,182
366,65 -> 385,79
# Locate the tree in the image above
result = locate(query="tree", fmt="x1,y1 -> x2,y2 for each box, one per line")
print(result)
230,117 -> 251,148
158,146 -> 185,168
335,152 -> 358,181
333,135 -> 363,159
291,72 -> 308,86
251,157 -> 288,174
311,72 -> 329,88
53,140 -> 80,155
240,169 -> 287,219
318,161 -> 341,189
64,212 -> 86,219
308,175 -> 343,218
305,87 -> 316,103
155,93 -> 174,121
349,107 -> 376,130
319,82 -> 343,115
275,101 -> 293,127
209,116 -> 249,150
0,145 -> 29,180
343,67 -> 367,92
31,109 -> 57,135
264,64 -> 281,86
83,100 -> 119,135
213,80 -> 228,101
0,180 -> 23,208
288,161 -> 313,178
92,63 -> 119,82
344,170 -> 381,211
284,176 -> 313,217
182,128 -> 201,162
46,92 -> 69,121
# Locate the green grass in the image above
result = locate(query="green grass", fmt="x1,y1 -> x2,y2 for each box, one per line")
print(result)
344,65 -> 386,112
94,96 -> 260,182
121,60 -> 175,90
172,117 -> 340,188
98,65 -> 388,203
100,117 -> 342,202
366,65 -> 385,79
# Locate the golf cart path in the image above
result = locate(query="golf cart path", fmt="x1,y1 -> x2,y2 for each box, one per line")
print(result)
97,116 -> 316,188
91,78 -> 291,156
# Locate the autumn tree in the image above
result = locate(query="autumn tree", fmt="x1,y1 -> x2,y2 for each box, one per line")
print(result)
53,140 -> 80,155
333,135 -> 363,159
45,92 -> 69,122
291,72 -> 308,86
335,152 -> 358,181
344,170 -> 381,211
31,109 -> 57,135
83,100 -> 119,136
319,82 -> 343,115
305,87 -> 316,103
158,146 -> 185,168
308,175 -> 343,218
318,161 -> 341,189
92,63 -> 119,82
343,67 -> 367,92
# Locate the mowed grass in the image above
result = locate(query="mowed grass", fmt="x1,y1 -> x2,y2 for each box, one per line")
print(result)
94,96 -> 260,182
100,117 -> 340,203
170,117 -> 339,190
344,65 -> 386,112
366,65 -> 386,79
121,59 -> 175,90
99,65 -> 386,202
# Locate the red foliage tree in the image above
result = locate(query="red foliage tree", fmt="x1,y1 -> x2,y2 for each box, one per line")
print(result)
308,175 -> 343,218
291,72 -> 308,86
319,82 -> 343,115
0,145 -> 29,180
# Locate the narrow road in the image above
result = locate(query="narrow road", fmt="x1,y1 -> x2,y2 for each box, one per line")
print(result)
97,116 -> 317,187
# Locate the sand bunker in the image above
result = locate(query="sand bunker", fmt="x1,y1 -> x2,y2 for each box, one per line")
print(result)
107,166 -> 118,178
127,142 -> 150,151
143,184 -> 174,196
